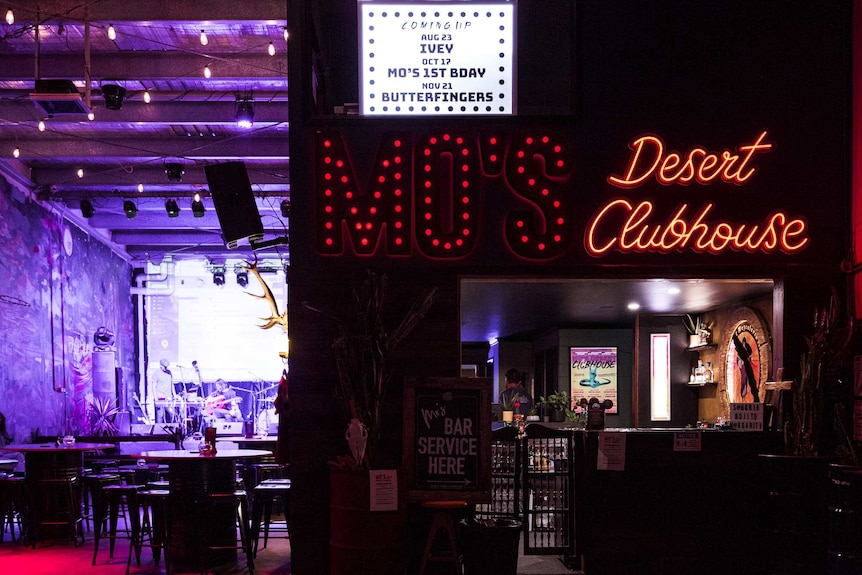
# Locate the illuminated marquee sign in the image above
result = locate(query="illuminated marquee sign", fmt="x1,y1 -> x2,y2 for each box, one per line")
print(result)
359,2 -> 515,116
313,129 -> 810,261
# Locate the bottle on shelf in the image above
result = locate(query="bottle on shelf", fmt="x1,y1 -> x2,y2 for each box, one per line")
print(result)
695,360 -> 705,384
705,361 -> 714,383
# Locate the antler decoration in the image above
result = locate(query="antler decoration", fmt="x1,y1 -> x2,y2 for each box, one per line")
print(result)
243,255 -> 288,332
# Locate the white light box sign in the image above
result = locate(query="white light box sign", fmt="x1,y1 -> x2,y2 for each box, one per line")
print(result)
359,2 -> 516,116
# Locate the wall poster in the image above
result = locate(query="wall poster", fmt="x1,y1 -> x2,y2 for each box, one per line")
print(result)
570,347 -> 618,414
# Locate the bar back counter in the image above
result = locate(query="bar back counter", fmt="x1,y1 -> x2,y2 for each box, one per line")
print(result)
501,425 -> 784,575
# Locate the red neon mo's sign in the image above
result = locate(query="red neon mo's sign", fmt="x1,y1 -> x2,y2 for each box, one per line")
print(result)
313,129 -> 809,260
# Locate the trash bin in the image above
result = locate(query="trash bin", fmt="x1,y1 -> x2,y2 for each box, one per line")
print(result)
459,518 -> 522,575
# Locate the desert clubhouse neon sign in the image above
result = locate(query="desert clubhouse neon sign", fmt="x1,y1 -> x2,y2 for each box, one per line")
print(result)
314,129 -> 809,260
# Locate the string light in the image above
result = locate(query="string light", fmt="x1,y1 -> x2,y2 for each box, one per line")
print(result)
12,146 -> 19,158
38,120 -> 45,132
87,112 -> 95,121
283,27 -> 288,41
107,24 -> 116,40
200,29 -> 208,46
143,89 -> 151,104
203,64 -> 211,78
76,168 -> 84,178
138,183 -> 144,193
268,42 -> 275,56
5,8 -> 13,26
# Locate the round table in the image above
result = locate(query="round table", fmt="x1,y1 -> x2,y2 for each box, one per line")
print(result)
134,449 -> 271,570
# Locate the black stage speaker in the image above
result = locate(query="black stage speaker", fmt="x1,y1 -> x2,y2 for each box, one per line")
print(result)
204,161 -> 265,249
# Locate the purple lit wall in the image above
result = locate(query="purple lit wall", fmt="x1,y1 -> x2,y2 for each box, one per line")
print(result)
0,176 -> 134,441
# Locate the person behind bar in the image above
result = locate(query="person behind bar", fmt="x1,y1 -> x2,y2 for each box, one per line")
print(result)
206,378 -> 242,422
499,368 -> 534,417
0,411 -> 24,472
149,358 -> 175,423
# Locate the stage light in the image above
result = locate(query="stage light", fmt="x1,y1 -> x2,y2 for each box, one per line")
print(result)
107,24 -> 116,40
200,29 -> 208,46
165,199 -> 180,217
93,327 -> 114,347
123,200 -> 137,219
102,83 -> 126,110
280,199 -> 290,218
165,162 -> 184,182
5,8 -> 13,25
191,193 -> 205,218
213,270 -> 225,286
80,199 -> 94,218
236,270 -> 249,287
235,99 -> 254,129
268,42 -> 275,56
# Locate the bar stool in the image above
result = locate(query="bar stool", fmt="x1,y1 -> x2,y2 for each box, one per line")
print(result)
79,472 -> 121,533
418,500 -> 468,575
197,489 -> 254,574
31,475 -> 85,548
0,475 -> 26,542
250,479 -> 291,556
93,484 -> 145,565
127,489 -> 171,575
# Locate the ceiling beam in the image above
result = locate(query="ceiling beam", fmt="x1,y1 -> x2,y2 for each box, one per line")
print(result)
0,100 -> 289,124
1,53 -> 286,83
7,1 -> 287,23
32,164 -> 290,187
1,137 -> 289,160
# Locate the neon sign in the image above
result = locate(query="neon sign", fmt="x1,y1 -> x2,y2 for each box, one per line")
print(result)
313,129 -> 810,260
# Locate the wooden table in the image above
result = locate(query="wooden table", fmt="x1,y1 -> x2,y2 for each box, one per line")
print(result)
134,448 -> 271,570
1,443 -> 114,542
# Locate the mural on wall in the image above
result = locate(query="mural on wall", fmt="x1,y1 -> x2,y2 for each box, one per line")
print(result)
0,178 -> 134,440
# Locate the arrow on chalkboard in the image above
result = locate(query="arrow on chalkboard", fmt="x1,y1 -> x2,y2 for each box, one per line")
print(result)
428,478 -> 473,487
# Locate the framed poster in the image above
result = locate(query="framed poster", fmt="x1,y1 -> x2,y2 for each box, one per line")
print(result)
570,347 -> 618,414
402,377 -> 492,502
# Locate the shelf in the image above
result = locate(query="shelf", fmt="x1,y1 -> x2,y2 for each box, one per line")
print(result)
687,344 -> 717,351
686,381 -> 717,387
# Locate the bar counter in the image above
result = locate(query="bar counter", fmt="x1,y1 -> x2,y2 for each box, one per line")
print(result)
569,427 -> 784,575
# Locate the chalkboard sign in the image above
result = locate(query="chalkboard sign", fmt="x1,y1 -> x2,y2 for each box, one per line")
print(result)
402,377 -> 492,503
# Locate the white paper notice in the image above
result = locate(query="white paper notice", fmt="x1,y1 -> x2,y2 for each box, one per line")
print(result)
369,469 -> 398,511
597,432 -> 626,471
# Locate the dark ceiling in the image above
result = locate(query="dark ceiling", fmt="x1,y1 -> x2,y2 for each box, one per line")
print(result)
0,0 -> 289,264
0,2 -> 777,341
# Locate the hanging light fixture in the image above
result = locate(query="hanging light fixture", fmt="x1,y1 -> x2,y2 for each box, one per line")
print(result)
191,192 -> 205,218
5,8 -> 13,26
200,29 -> 208,46
107,24 -> 116,40
123,200 -> 138,219
268,42 -> 276,56
165,199 -> 180,218
280,199 -> 290,218
236,270 -> 249,287
102,83 -> 126,110
235,94 -> 254,129
80,199 -> 94,218
165,162 -> 184,182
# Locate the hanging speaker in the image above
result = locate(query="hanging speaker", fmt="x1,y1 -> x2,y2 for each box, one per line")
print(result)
204,161 -> 265,249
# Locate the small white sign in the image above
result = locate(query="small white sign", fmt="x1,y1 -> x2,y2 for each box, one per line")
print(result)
730,403 -> 764,431
673,431 -> 702,451
369,469 -> 398,511
597,432 -> 626,471
359,2 -> 515,116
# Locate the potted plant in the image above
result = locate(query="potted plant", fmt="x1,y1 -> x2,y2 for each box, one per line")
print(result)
527,405 -> 541,422
86,396 -> 120,436
538,390 -> 571,423
683,313 -> 711,347
305,270 -> 438,469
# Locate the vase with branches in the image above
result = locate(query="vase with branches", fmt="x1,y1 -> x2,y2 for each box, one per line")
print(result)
304,270 -> 438,469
